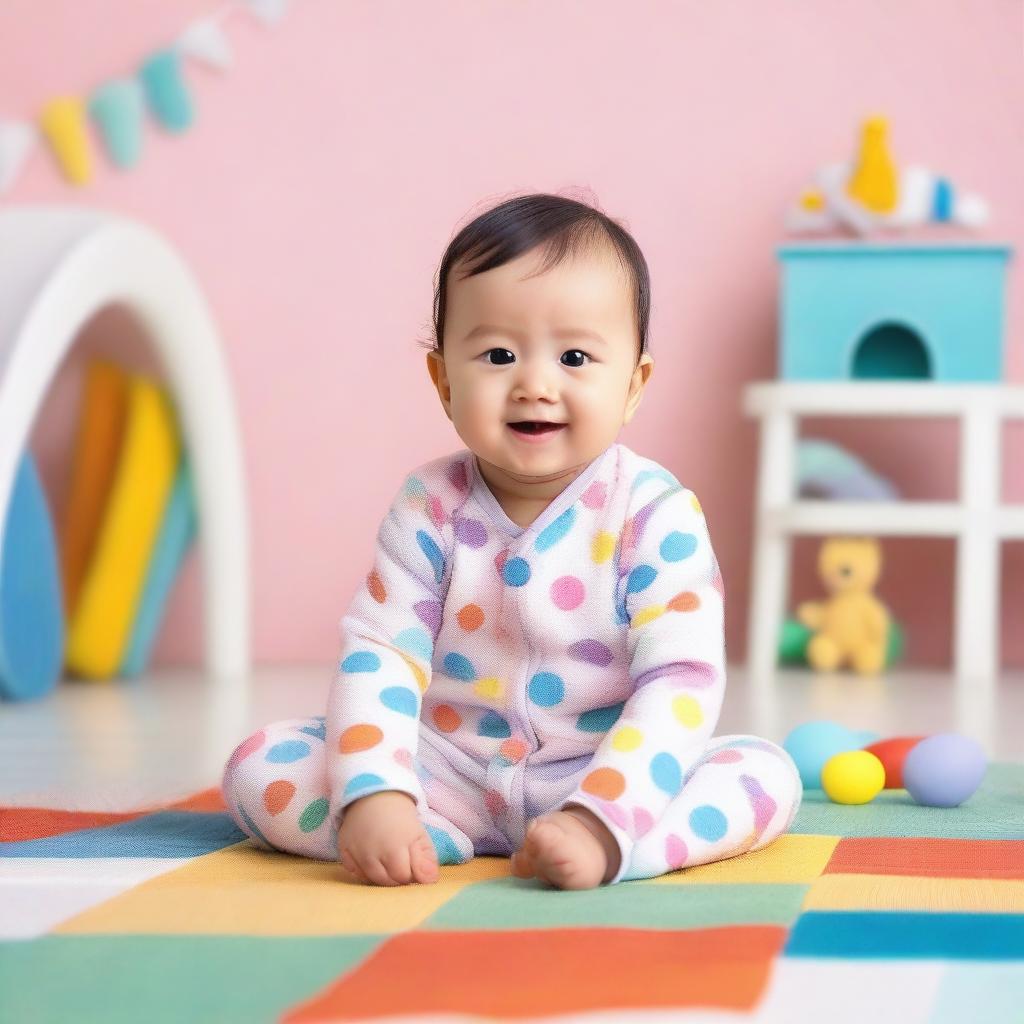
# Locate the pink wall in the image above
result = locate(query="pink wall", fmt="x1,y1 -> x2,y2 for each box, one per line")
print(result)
3,0 -> 1023,669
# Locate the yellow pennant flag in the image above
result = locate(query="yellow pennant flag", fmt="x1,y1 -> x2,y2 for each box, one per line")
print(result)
40,96 -> 93,185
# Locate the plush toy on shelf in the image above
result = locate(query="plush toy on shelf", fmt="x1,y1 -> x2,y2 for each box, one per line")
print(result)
793,536 -> 895,676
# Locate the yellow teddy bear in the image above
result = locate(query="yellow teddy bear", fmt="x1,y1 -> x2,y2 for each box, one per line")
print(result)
796,537 -> 890,676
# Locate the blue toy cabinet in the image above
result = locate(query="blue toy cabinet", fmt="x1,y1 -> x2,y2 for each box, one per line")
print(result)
778,243 -> 1012,382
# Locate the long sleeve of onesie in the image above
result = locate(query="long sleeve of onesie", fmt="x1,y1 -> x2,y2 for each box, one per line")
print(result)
325,473 -> 449,832
559,483 -> 725,884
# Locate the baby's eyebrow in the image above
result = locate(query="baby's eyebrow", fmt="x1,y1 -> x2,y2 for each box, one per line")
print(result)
553,327 -> 607,346
461,324 -> 607,346
461,324 -> 521,344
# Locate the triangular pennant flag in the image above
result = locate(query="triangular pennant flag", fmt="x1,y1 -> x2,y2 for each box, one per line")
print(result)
89,79 -> 145,168
0,120 -> 36,193
39,96 -> 93,185
245,0 -> 288,26
178,16 -> 233,71
139,49 -> 195,133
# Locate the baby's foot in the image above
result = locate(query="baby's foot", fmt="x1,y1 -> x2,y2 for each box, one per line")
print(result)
510,809 -> 616,890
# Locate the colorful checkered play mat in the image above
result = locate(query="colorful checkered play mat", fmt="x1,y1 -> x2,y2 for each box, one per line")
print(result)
2,765 -> 1023,1023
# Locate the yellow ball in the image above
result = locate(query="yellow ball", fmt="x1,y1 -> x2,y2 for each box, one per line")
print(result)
821,751 -> 885,805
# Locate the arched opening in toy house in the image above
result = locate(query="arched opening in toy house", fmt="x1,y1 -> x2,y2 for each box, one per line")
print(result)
850,322 -> 932,380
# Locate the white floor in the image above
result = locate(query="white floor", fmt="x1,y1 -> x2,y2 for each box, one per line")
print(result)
1,664 -> 1021,811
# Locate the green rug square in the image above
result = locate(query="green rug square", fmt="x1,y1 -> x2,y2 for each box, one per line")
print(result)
0,935 -> 383,1024
791,762 -> 1024,839
422,878 -> 809,930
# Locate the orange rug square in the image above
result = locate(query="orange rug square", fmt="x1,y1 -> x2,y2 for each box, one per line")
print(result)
0,787 -> 226,842
824,837 -> 1024,880
283,925 -> 787,1020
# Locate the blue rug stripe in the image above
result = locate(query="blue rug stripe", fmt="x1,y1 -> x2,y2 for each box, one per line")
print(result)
0,811 -> 247,859
785,911 -> 1024,960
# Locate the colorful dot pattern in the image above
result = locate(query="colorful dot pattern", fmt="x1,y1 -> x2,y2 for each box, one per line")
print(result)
317,445 -> 749,879
220,717 -> 344,851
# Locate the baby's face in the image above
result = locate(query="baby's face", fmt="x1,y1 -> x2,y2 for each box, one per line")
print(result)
427,243 -> 654,484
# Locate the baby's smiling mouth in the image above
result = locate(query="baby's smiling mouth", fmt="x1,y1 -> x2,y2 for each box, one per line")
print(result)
508,421 -> 566,434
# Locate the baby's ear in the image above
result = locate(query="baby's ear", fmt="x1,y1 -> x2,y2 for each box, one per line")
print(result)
425,351 -> 452,415
622,353 -> 654,424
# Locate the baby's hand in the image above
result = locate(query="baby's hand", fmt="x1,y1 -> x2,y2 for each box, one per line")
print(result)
336,791 -> 439,886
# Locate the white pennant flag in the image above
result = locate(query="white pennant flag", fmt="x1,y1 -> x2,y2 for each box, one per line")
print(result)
178,16 -> 234,71
0,120 -> 37,194
245,0 -> 289,26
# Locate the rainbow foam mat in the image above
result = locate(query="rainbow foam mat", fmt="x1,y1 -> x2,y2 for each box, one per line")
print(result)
1,765 -> 1022,1022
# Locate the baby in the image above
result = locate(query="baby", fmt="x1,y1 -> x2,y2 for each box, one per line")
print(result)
221,192 -> 802,890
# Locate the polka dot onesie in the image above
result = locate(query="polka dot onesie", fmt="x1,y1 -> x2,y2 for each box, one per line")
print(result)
222,443 -> 802,884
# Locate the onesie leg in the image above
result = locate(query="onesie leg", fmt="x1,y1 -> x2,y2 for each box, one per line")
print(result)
221,717 -> 338,861
622,736 -> 802,882
221,717 -> 475,866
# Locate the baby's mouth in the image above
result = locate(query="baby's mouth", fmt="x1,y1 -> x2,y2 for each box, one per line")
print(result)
508,422 -> 566,435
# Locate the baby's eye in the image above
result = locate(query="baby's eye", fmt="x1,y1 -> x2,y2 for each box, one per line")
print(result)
483,349 -> 515,365
561,349 -> 591,367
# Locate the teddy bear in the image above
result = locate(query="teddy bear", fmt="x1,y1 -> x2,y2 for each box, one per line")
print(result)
796,537 -> 890,675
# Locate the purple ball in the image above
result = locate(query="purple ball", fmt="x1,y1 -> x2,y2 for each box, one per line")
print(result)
902,734 -> 987,808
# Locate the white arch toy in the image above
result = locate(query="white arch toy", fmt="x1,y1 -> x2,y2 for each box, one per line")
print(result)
0,206 -> 250,701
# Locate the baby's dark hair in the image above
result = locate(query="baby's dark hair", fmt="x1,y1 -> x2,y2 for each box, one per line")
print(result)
426,192 -> 650,362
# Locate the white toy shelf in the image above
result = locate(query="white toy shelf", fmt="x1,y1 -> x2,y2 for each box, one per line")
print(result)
743,380 -> 1024,688
0,206 -> 250,695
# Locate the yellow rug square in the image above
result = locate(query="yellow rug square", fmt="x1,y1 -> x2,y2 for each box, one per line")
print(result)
652,834 -> 841,886
803,873 -> 1024,913
55,843 -> 508,936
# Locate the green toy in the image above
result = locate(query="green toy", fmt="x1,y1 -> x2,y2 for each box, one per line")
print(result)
779,617 -> 904,667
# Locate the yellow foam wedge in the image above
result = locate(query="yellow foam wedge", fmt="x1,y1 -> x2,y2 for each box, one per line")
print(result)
66,377 -> 180,678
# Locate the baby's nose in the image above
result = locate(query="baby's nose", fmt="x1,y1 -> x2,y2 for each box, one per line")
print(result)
513,366 -> 558,399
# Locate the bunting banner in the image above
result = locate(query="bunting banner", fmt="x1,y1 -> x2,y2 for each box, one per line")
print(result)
0,0 -> 290,193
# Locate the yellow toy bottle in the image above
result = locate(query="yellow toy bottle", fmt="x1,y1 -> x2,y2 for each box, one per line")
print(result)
846,116 -> 898,214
